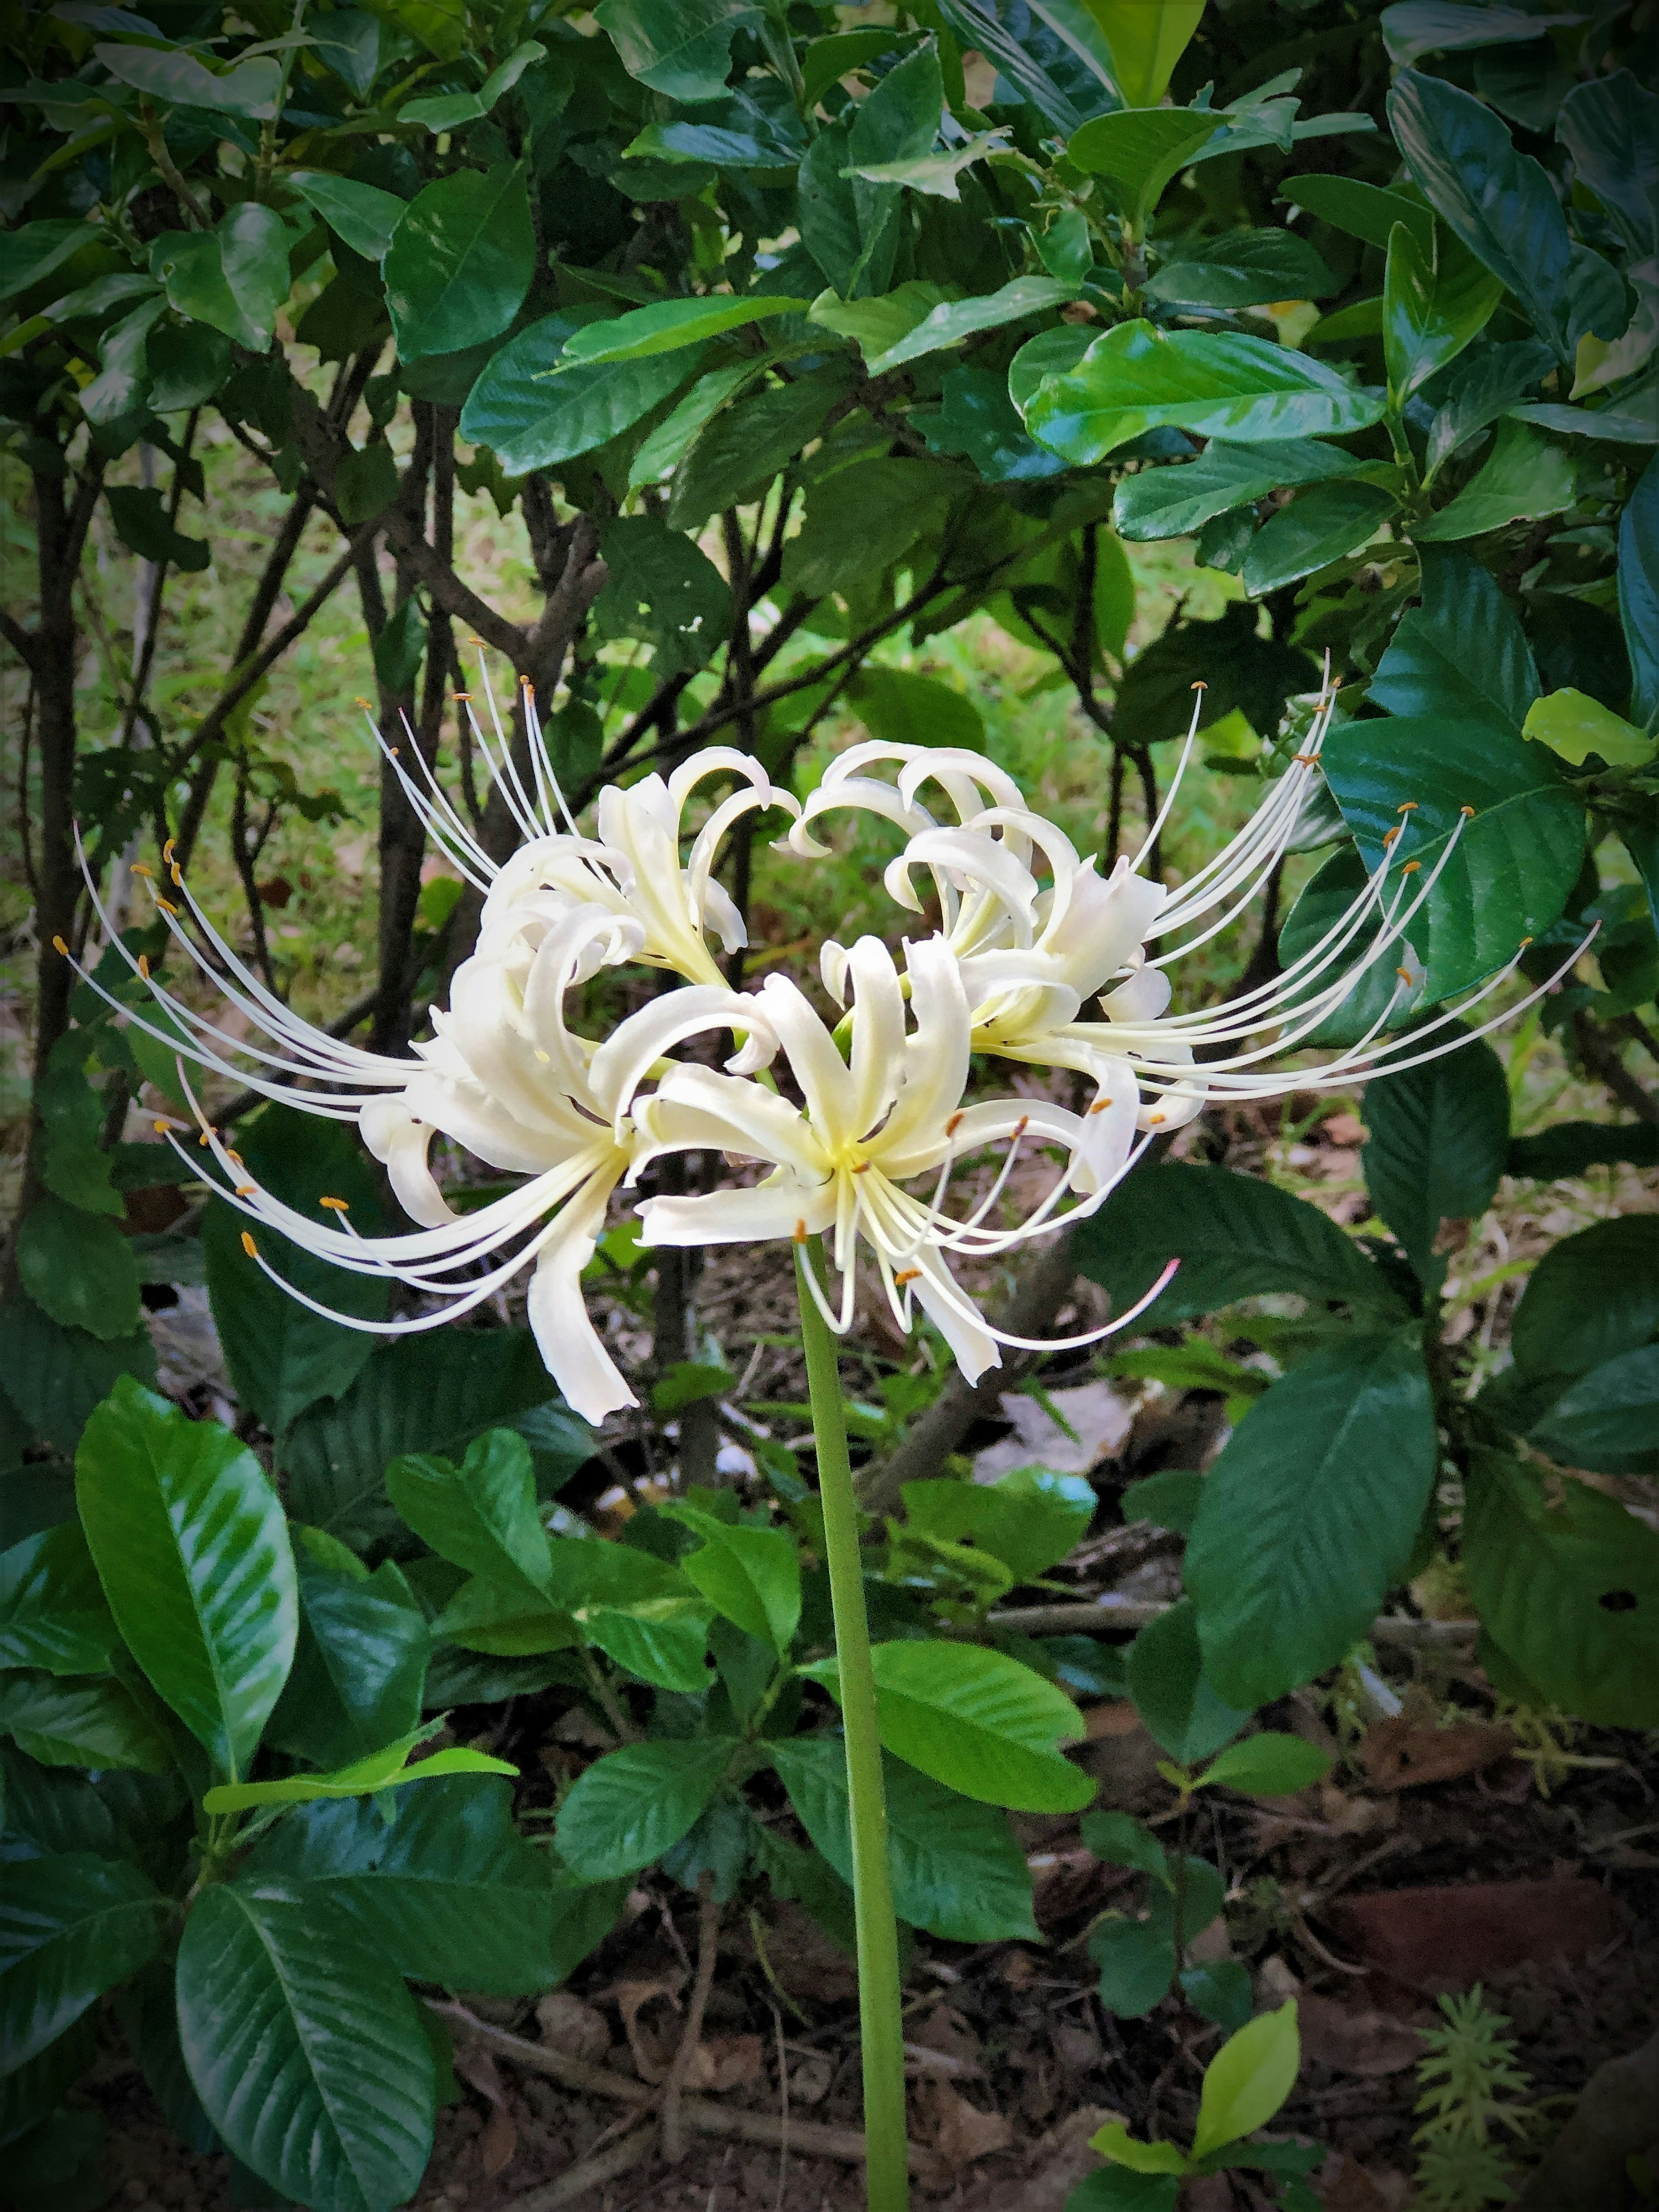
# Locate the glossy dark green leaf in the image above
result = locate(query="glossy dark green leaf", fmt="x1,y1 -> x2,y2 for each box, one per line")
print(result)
266,1557 -> 429,1772
202,1735 -> 514,1814
554,1738 -> 736,1878
1120,1470 -> 1206,1537
1380,1 -> 1577,67
1239,480 -> 1398,597
0,1669 -> 173,1772
0,2013 -> 100,2152
1027,320 -> 1385,463
591,514 -> 732,673
284,172 -> 407,263
779,456 -> 954,599
177,1882 -> 434,2212
1088,1914 -> 1178,2019
1382,223 -> 1503,406
1464,1452 -> 1659,1729
661,1503 -> 800,1654
459,311 -> 695,473
1126,1600 -> 1249,1766
861,275 -> 1077,376
1068,108 -> 1225,229
0,1852 -> 162,2072
667,369 -> 849,531
934,0 -> 1115,135
1320,714 -> 1585,998
1074,1162 -> 1398,1328
93,41 -> 281,117
1196,1732 -> 1333,1797
770,1737 -> 1038,1942
150,205 -> 292,352
386,1428 -> 551,1598
104,484 -> 210,572
561,293 -> 804,367
334,442 -> 399,524
203,1106 -> 387,1439
0,1524 -> 117,1676
0,1296 -> 156,1458
900,1467 -> 1095,1586
1506,1121 -> 1659,1180
311,13 -> 382,99
76,1379 -> 297,1780
0,219 -> 97,302
15,1199 -> 140,1341
923,364 -> 1070,483
1414,419 -> 1576,541
1369,548 -> 1538,732
1620,450 -> 1659,731
849,665 -> 985,750
1388,69 -> 1574,362
1278,173 -> 1435,257
1529,1347 -> 1659,1477
431,1572 -> 576,1658
117,1962 -> 218,2155
1185,1332 -> 1440,1706
245,1775 -> 574,1995
1148,229 -> 1337,310
595,0 -> 760,98
383,164 -> 534,363
1510,1215 -> 1659,1384
626,83 -> 808,169
1362,1025 -> 1511,1283
1557,70 -> 1659,261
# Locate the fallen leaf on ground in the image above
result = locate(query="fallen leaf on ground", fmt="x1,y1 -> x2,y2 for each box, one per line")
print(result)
787,2050 -> 834,2106
534,1990 -> 612,2066
595,1976 -> 683,2083
973,1379 -> 1132,1480
910,2003 -> 983,2067
925,2081 -> 1014,2168
683,2032 -> 765,2092
1299,1990 -> 1424,2077
452,2048 -> 517,2177
1360,1714 -> 1514,1789
1320,1785 -> 1398,1836
1316,2151 -> 1411,2209
1328,1878 -> 1625,1990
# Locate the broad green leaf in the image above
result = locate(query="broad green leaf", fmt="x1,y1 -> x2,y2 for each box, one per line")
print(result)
597,0 -> 761,99
284,172 -> 406,263
0,1524 -> 118,1676
1239,480 -> 1398,597
925,363 -> 1071,484
860,275 -> 1077,376
1009,324 -> 1093,419
807,280 -> 953,361
1027,320 -> 1385,464
0,1670 -> 173,1772
662,1503 -> 800,1653
461,311 -> 697,474
116,1963 -> 216,2156
76,1379 -> 298,1781
800,26 -> 910,111
1126,1600 -> 1249,1767
1090,2121 -> 1189,2176
1620,450 -> 1659,731
399,38 -> 546,130
1506,1122 -> 1659,1181
1320,713 -> 1586,1000
0,1296 -> 156,1459
770,1737 -> 1038,1942
151,205 -> 291,352
1362,1026 -> 1512,1284
1118,1469 -> 1207,1537
1278,174 -> 1435,257
266,1557 -> 429,1772
0,1853 -> 162,2074
0,2012 -> 100,2154
1196,1733 -> 1334,1797
849,665 -> 984,750
845,129 -> 1009,201
1074,1162 -> 1399,1329
1424,340 -> 1555,481
1557,70 -> 1659,262
1523,689 -> 1654,769
1182,1960 -> 1255,2034
1464,1454 -> 1659,1729
1087,1923 -> 1173,2019
244,1775 -> 576,1995
562,294 -> 807,368
1115,438 -> 1367,543
16,1199 -> 140,1341
1414,420 -> 1576,540
1148,230 -> 1337,310
802,1640 -> 1093,1812
901,1468 -> 1095,1585
1185,1334 -> 1440,1707
0,219 -> 97,302
1510,1216 -> 1659,1384
1369,549 -> 1538,732
93,41 -> 281,117
579,1602 -> 711,1691
1530,1347 -> 1659,1478
1381,2 -> 1584,67
629,361 -> 757,486
177,1882 -> 434,2212
1509,388 -> 1659,446
553,1738 -> 736,1878
591,515 -> 732,674
432,1571 -> 578,1658
933,0 -> 1116,134
626,84 -> 808,169
334,443 -> 397,530
202,1733 -> 515,1812
1068,108 -> 1224,229
1389,69 -> 1575,362
1093,1 -> 1205,107
1191,2001 -> 1301,2157
312,11 -> 382,96
781,457 -> 956,599
385,1428 -> 550,1599
383,164 -> 534,362
1080,1809 -> 1169,1883
104,485 -> 209,572
1383,222 -> 1503,406
667,365 -> 849,530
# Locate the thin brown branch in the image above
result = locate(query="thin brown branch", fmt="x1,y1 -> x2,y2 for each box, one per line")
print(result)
660,1876 -> 720,2163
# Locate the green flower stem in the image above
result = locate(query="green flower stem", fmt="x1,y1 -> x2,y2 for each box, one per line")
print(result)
795,1237 -> 910,2212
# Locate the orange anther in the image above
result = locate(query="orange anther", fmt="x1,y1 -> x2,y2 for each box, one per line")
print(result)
453,692 -> 473,702
319,1195 -> 350,1212
851,1161 -> 870,1174
1397,801 -> 1419,813
793,1220 -> 808,1243
131,861 -> 152,878
156,896 -> 178,915
163,839 -> 176,864
1293,753 -> 1319,765
1382,828 -> 1399,846
945,1111 -> 963,1136
1147,1111 -> 1166,1125
1088,1097 -> 1114,1113
894,1268 -> 921,1286
138,954 -> 150,978
53,934 -> 69,955
170,863 -> 183,886
153,1119 -> 170,1135
241,1231 -> 258,1259
356,696 -> 372,709
1519,935 -> 1533,947
1014,1115 -> 1030,1137
226,1150 -> 243,1168
198,1128 -> 215,1146
1191,680 -> 1208,691
1460,804 -> 1477,817
1397,966 -> 1413,982
235,1185 -> 255,1197
1401,861 -> 1421,875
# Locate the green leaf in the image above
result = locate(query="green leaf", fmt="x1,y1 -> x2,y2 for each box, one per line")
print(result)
0,219 -> 98,302
1148,230 -> 1337,311
104,484 -> 210,572
76,1378 -> 298,1781
334,441 -> 399,524
1320,713 -> 1586,1000
1383,223 -> 1503,407
781,457 -> 956,599
202,1105 -> 388,1439
431,1572 -> 577,1657
92,40 -> 281,117
0,1296 -> 156,1459
563,294 -> 807,369
1119,1470 -> 1207,1537
1414,420 -> 1576,540
176,1881 -> 434,2212
1080,1808 -> 1169,1882
1464,1454 -> 1659,1729
117,1962 -> 216,2155
857,275 -> 1077,375
1239,480 -> 1398,597
1424,340 -> 1555,481
365,0 -> 465,61
1095,0 -> 1205,104
1523,690 -> 1653,769
0,1853 -> 162,2073
151,205 -> 292,352
383,164 -> 534,363
1362,1026 -> 1512,1284
0,2013 -> 101,2154
662,1504 -> 800,1654
1195,1733 -> 1334,1797
1380,2 -> 1584,67
1557,70 -> 1659,262
1090,2121 -> 1190,2176
845,128 -> 1010,200
628,362 -> 762,487
596,0 -> 761,99
266,1557 -> 429,1773
1027,320 -> 1385,464
1182,1959 -> 1255,2034
1191,2000 -> 1301,2158
202,1732 -> 515,1812
801,1640 -> 1093,1813
591,515 -> 732,674
1115,438 -> 1366,543
385,1428 -> 551,1600
1530,1347 -> 1659,1478
1510,1216 -> 1659,1384
16,1199 -> 140,1341
1126,1599 -> 1249,1766
849,665 -> 984,751
1068,108 -> 1225,229
770,1737 -> 1038,1942
0,1670 -> 174,1772
900,1467 -> 1095,1585
626,84 -> 808,170
460,311 -> 697,474
286,171 -> 406,264
1369,549 -> 1538,733
1278,173 -> 1435,257
371,592 -> 425,697
553,1738 -> 736,1878
1388,69 -> 1574,362
1506,1121 -> 1659,1181
809,280 -> 955,363
545,1538 -> 712,1692
667,368 -> 849,531
243,1774 -> 574,1995
0,1525 -> 118,1676
1074,1163 -> 1399,1329
1185,1334 -> 1440,1707
1620,451 -> 1659,731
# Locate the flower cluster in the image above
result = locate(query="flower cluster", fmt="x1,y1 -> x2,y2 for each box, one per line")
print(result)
72,656 -> 1563,1425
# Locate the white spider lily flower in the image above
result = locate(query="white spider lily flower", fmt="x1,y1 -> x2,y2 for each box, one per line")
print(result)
631,934 -> 1169,1385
